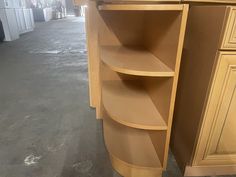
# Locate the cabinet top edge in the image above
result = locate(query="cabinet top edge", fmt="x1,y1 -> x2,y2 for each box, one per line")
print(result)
90,0 -> 236,4
98,4 -> 185,10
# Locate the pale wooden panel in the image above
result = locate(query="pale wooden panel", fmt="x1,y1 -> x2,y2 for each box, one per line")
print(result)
194,52 -> 236,166
101,46 -> 174,77
144,11 -> 182,70
220,7 -> 236,50
102,80 -> 167,130
185,164 -> 236,176
85,1 -> 99,109
144,77 -> 173,123
98,4 -> 184,11
101,62 -> 122,81
100,60 -> 139,118
74,0 -> 87,6
217,80 -> 236,154
103,115 -> 162,169
170,6 -> 227,171
148,131 -> 167,165
109,154 -> 162,177
98,11 -> 144,46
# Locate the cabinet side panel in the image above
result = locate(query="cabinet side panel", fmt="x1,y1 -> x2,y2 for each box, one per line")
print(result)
170,6 -> 227,171
85,1 -> 99,108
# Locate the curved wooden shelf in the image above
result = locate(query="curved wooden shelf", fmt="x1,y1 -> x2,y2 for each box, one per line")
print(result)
103,116 -> 163,177
100,46 -> 174,77
102,80 -> 167,130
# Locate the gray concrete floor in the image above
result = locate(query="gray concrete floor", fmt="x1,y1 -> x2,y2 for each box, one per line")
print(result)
0,17 -> 235,177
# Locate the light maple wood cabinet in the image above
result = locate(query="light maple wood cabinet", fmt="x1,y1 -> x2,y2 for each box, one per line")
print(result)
85,2 -> 189,177
171,5 -> 236,176
85,0 -> 236,176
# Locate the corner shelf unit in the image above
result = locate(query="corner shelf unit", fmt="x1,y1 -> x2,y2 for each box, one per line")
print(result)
96,3 -> 189,177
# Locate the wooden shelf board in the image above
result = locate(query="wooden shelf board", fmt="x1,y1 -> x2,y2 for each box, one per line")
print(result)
101,46 -> 174,77
102,80 -> 168,130
98,4 -> 184,11
103,116 -> 162,170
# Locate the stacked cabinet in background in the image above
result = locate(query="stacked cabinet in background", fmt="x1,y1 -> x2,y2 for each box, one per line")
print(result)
0,8 -> 19,41
0,0 -> 34,41
86,3 -> 188,177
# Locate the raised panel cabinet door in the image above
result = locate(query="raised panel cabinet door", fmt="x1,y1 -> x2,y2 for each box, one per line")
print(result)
193,52 -> 236,166
221,7 -> 236,50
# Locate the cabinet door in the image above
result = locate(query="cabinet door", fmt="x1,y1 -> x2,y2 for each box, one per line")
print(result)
221,7 -> 236,50
193,52 -> 236,166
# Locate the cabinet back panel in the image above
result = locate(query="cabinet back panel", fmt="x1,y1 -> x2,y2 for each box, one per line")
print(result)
144,11 -> 181,70
99,11 -> 145,46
